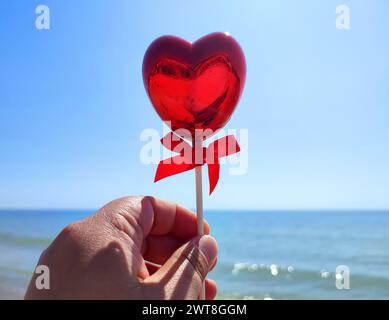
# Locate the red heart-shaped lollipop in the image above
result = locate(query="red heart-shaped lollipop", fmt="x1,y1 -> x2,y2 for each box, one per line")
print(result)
143,32 -> 246,139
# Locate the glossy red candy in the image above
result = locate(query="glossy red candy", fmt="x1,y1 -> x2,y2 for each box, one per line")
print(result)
143,32 -> 246,139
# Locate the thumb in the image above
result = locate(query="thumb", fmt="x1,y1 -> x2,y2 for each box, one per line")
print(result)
142,235 -> 218,300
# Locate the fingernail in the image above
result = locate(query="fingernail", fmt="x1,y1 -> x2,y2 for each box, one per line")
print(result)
197,235 -> 218,269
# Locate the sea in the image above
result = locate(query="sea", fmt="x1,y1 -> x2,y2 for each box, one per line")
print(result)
0,210 -> 388,300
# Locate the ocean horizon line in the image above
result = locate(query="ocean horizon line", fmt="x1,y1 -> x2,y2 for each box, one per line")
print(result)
0,208 -> 388,213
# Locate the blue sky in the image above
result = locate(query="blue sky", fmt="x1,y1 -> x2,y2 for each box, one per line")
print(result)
0,0 -> 388,210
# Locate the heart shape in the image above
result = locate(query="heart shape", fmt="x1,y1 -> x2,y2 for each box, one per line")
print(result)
143,32 -> 246,140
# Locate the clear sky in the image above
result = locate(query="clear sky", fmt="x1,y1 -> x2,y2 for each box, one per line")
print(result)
0,0 -> 388,210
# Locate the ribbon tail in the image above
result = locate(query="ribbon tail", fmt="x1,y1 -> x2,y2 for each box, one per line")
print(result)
154,155 -> 196,182
207,162 -> 220,195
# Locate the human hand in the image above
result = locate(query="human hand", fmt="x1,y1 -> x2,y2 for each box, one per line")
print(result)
25,196 -> 218,300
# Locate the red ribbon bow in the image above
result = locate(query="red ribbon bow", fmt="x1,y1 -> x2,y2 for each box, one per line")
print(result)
154,132 -> 240,194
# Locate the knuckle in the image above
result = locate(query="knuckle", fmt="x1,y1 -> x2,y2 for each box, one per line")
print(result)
53,222 -> 83,251
39,222 -> 81,262
58,222 -> 81,242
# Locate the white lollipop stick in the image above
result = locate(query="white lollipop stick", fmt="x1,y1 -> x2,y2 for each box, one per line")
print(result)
194,135 -> 206,300
195,165 -> 205,300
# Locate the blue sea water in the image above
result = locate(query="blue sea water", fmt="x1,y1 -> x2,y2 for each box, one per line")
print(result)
0,210 -> 388,299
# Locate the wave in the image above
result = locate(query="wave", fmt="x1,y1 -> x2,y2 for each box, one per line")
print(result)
214,261 -> 389,299
0,233 -> 51,248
